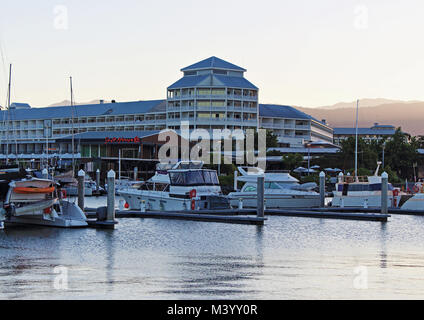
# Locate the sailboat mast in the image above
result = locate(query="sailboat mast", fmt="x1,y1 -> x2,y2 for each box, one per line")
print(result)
355,99 -> 359,178
5,64 -> 11,164
70,76 -> 75,177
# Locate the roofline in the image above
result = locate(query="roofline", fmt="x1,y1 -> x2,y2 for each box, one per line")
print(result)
180,66 -> 247,72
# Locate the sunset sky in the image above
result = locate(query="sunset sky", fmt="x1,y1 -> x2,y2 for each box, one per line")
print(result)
0,0 -> 423,108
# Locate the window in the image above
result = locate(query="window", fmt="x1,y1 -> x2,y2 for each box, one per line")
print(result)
244,186 -> 257,192
211,88 -> 225,95
197,89 -> 210,95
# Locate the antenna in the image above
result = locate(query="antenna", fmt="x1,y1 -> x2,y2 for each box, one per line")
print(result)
5,64 -> 11,164
355,99 -> 359,178
70,76 -> 75,177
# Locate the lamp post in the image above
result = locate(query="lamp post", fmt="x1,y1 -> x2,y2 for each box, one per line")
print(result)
307,141 -> 311,176
382,141 -> 386,169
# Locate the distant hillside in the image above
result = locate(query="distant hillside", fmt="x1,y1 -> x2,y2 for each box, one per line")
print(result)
318,98 -> 422,110
298,102 -> 424,136
48,99 -> 112,107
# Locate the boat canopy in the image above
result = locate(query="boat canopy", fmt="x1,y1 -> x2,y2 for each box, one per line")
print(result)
237,166 -> 299,184
169,169 -> 219,186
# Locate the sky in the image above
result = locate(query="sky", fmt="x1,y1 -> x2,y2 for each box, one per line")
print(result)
0,0 -> 423,108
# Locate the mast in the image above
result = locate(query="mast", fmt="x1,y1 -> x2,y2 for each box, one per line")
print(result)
70,76 -> 75,177
355,99 -> 359,178
5,64 -> 11,164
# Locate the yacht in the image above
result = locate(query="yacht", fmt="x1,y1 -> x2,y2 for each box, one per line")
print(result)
118,161 -> 230,211
331,162 -> 399,208
0,166 -> 88,228
228,167 -> 320,208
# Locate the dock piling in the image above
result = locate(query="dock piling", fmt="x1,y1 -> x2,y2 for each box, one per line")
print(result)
107,169 -> 116,224
319,171 -> 325,208
257,176 -> 265,218
96,169 -> 100,194
234,171 -> 238,191
77,169 -> 85,211
381,172 -> 388,214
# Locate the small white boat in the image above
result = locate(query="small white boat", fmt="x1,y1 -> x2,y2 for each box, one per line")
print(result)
118,161 -> 230,211
228,167 -> 320,209
1,174 -> 87,228
331,163 -> 399,208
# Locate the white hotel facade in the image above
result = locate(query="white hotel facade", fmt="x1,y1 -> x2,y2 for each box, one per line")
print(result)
0,57 -> 333,161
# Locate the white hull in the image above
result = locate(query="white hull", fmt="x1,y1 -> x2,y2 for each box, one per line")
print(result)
120,190 -> 192,211
4,200 -> 87,228
332,194 -> 393,207
401,193 -> 424,211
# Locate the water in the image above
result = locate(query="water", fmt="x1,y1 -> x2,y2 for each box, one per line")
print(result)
1,196 -> 424,299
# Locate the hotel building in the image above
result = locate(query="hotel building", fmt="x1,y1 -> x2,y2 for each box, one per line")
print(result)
0,56 -> 333,163
333,123 -> 396,145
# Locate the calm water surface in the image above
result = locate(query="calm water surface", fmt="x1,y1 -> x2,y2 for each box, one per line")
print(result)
1,196 -> 424,299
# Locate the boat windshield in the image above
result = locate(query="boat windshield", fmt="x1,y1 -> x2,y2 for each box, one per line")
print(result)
169,170 -> 219,186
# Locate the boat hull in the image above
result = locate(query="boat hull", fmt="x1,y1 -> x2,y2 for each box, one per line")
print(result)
331,194 -> 393,207
119,190 -> 229,211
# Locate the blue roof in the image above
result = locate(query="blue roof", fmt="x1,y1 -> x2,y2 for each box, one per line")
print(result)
168,75 -> 210,89
259,104 -> 317,121
213,75 -> 257,89
371,124 -> 395,129
333,128 -> 396,135
0,100 -> 166,121
168,74 -> 257,90
181,56 -> 246,72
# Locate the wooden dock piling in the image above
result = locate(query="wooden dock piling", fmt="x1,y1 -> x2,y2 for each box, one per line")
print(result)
381,172 -> 388,214
319,171 -> 325,208
257,176 -> 264,218
77,169 -> 85,211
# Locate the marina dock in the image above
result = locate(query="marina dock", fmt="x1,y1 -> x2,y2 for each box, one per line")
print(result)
84,207 -> 389,222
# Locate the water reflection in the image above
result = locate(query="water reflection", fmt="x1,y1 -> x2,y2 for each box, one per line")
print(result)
379,223 -> 388,269
3,199 -> 424,299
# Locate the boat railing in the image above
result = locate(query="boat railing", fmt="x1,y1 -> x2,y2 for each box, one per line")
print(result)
339,176 -> 369,183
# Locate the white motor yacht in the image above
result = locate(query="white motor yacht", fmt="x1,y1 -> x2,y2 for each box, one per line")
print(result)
118,161 -> 230,211
331,162 -> 399,208
228,167 -> 320,209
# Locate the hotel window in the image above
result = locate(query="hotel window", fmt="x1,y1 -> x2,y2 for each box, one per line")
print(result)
197,113 -> 211,118
212,70 -> 227,75
211,101 -> 225,107
197,101 -> 210,107
197,89 -> 210,95
211,88 -> 225,95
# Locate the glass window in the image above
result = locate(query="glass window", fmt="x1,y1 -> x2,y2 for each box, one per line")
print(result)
170,172 -> 186,186
197,89 -> 210,95
185,171 -> 205,186
203,171 -> 219,185
244,186 -> 257,192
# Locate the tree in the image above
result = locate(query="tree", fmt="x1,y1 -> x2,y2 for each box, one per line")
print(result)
383,128 -> 419,179
282,153 -> 303,170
